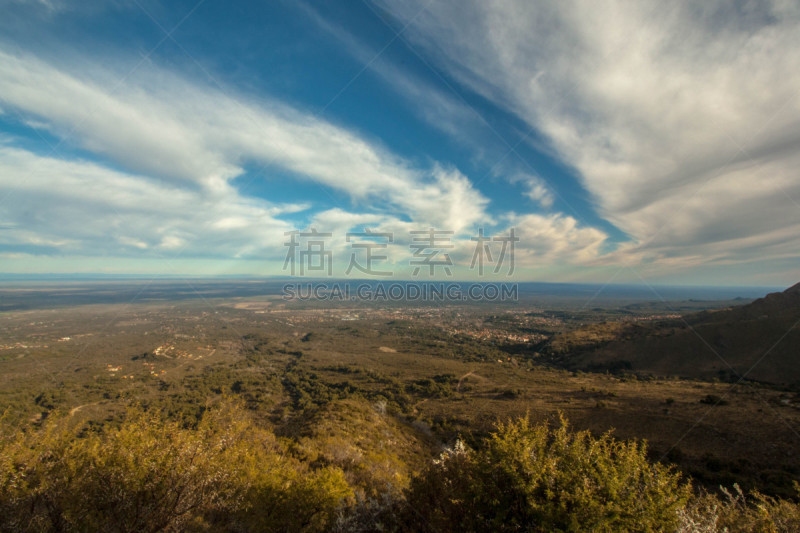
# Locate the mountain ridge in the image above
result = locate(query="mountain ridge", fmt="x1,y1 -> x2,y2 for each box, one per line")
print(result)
550,283 -> 800,386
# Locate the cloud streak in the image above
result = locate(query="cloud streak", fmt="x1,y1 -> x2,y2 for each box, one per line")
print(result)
0,143 -> 299,259
0,49 -> 488,234
375,0 -> 800,276
0,43 -> 627,278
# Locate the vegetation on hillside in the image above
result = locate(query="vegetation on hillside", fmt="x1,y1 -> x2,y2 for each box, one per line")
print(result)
0,402 -> 351,532
1,403 -> 798,532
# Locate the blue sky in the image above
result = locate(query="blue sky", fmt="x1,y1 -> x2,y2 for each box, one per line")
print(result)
0,0 -> 798,286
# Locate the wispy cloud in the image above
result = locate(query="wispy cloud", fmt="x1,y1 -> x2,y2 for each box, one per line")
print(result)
0,43 -> 632,278
0,143 -> 299,259
509,173 -> 554,209
1,0 -> 62,12
297,2 -> 487,151
0,49 -> 490,235
374,0 -> 800,277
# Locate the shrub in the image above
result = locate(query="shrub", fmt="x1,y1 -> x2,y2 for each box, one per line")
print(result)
405,415 -> 691,532
0,405 -> 253,531
0,402 -> 352,532
677,484 -> 800,532
700,394 -> 729,406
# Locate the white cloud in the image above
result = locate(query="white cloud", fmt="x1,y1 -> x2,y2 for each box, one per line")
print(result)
0,49 -> 490,235
374,0 -> 800,278
509,212 -> 608,266
0,46 -> 616,277
510,173 -> 554,209
298,206 -> 609,278
0,144 -> 295,259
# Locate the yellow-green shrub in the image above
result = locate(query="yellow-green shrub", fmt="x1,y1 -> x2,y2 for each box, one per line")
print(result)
405,415 -> 691,532
677,484 -> 800,533
0,403 -> 352,532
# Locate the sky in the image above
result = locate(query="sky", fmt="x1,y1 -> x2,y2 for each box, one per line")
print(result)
0,0 -> 798,286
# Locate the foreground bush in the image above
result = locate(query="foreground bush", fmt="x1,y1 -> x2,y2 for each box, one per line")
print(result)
405,415 -> 691,532
0,403 -> 352,532
2,405 -> 799,532
677,484 -> 800,533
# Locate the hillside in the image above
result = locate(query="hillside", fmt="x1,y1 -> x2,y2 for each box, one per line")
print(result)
549,283 -> 800,386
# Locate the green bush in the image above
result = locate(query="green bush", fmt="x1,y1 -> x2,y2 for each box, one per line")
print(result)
405,415 -> 691,532
0,402 -> 352,532
3,405 -> 799,532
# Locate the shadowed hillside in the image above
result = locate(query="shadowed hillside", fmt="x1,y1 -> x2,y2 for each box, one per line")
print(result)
548,283 -> 800,386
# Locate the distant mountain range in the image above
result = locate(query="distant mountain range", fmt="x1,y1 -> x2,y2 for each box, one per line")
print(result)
548,283 -> 800,386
